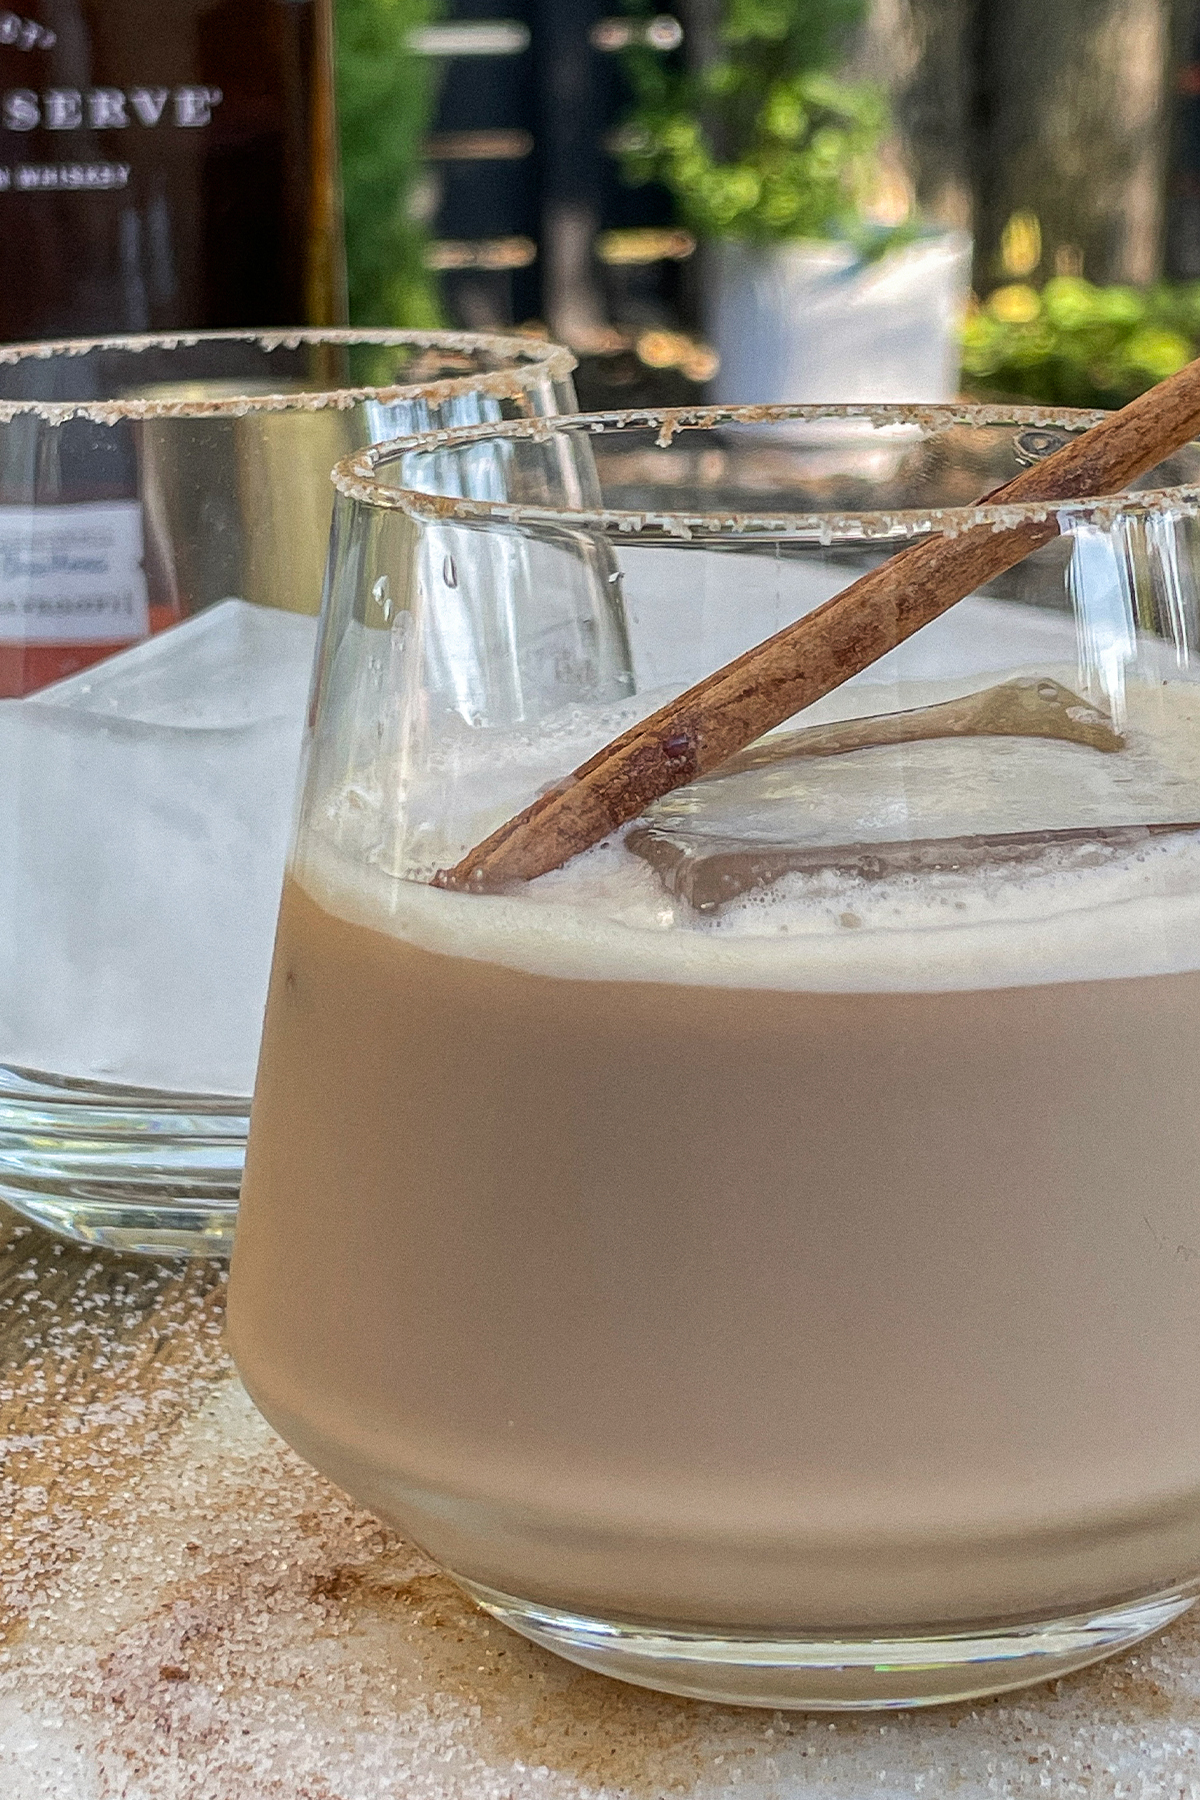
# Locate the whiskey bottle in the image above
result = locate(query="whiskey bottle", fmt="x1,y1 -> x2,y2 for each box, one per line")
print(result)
0,0 -> 345,338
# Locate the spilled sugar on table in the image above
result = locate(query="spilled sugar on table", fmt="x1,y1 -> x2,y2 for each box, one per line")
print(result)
2,1201 -> 1199,1800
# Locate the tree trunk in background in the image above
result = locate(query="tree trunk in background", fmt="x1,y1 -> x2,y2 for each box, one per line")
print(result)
856,0 -> 974,235
972,0 -> 1169,285
675,0 -> 722,73
864,0 -> 1180,287
1167,0 -> 1200,275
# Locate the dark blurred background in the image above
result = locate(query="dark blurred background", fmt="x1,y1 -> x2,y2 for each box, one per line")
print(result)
336,0 -> 1200,407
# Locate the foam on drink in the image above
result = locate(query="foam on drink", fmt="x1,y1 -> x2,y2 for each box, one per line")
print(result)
298,670 -> 1200,993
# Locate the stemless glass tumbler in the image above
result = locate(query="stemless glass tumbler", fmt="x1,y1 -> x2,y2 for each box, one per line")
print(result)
0,328 -> 592,1256
230,404 -> 1200,1710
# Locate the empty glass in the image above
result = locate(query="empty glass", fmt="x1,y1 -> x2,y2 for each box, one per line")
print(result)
230,403 -> 1200,1709
0,328 -> 584,1256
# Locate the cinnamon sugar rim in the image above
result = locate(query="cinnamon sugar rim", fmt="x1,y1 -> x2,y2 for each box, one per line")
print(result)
333,401 -> 1200,542
0,327 -> 576,425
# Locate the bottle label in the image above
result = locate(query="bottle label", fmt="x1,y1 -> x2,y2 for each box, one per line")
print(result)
0,84 -> 224,191
0,500 -> 149,645
0,11 -> 55,51
0,85 -> 224,132
0,10 -> 227,192
0,0 -> 327,337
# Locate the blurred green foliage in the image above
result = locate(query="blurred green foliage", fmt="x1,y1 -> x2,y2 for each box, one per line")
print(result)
962,277 -> 1200,408
617,0 -> 890,243
335,0 -> 443,327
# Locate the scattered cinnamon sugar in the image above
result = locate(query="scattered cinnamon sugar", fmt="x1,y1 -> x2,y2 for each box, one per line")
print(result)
0,1214 -> 227,1646
4,1210 -> 1200,1797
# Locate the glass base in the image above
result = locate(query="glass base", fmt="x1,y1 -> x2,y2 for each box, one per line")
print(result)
0,1064 -> 244,1256
457,1577 -> 1200,1710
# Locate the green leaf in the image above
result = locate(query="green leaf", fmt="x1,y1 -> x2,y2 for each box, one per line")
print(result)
615,0 -> 883,243
336,0 -> 445,327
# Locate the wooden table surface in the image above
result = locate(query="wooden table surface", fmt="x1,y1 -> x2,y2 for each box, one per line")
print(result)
4,1201 -> 1200,1800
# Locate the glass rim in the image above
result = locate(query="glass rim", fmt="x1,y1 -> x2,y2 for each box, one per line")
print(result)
0,327 -> 576,425
331,401 -> 1200,541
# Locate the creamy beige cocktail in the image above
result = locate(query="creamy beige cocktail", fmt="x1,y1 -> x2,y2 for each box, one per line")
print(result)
229,391 -> 1200,1705
229,678 -> 1200,1654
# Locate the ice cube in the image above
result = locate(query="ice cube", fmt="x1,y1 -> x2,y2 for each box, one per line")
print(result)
628,820 -> 1200,914
30,597 -> 317,727
1,602 -> 318,1093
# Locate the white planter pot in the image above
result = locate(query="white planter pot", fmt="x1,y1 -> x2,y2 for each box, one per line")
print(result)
705,229 -> 973,407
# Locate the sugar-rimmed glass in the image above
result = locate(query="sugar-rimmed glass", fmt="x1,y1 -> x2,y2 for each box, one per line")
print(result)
0,328 -> 590,1257
231,403 -> 1200,1708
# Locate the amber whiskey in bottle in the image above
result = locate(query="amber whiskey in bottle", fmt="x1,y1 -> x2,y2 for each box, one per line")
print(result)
0,0 -> 345,338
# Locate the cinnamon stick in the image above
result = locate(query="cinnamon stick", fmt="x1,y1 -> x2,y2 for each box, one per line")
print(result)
437,361 -> 1200,891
